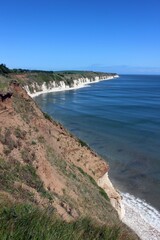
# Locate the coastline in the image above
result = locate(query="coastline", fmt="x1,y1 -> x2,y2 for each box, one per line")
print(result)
28,74 -> 160,239
25,75 -> 140,237
26,75 -> 160,239
98,174 -> 160,239
25,75 -> 127,219
25,75 -> 117,98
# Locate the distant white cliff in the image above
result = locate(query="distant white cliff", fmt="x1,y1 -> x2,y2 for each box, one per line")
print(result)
24,75 -> 119,97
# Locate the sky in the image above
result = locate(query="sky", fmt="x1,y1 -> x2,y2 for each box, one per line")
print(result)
0,0 -> 160,74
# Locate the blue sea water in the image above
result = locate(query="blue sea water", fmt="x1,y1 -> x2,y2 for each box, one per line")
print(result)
34,75 -> 160,212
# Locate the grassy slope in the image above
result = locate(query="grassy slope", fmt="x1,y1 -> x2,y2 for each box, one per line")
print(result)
0,74 -> 139,240
0,202 -> 120,240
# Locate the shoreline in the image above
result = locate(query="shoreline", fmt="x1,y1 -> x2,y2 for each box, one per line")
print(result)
121,192 -> 160,240
25,75 -> 117,98
98,173 -> 160,239
120,193 -> 160,240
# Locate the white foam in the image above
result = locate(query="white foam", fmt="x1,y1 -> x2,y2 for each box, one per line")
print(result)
121,192 -> 160,240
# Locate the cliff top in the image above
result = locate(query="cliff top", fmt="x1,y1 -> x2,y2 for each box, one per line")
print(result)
0,64 -> 117,92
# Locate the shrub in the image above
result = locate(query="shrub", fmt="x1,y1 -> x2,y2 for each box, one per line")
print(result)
78,138 -> 89,148
14,127 -> 26,139
0,64 -> 10,74
43,112 -> 53,122
0,129 -> 17,152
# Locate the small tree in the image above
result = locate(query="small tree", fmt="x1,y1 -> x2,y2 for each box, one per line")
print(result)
0,64 -> 11,74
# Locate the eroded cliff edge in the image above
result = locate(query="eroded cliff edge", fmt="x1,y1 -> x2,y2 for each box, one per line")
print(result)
0,79 -> 138,239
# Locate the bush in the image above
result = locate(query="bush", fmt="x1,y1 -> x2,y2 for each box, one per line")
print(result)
43,112 -> 53,122
78,138 -> 89,148
0,64 -> 10,74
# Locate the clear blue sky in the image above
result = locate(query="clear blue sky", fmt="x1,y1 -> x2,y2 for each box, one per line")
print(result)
0,0 -> 160,74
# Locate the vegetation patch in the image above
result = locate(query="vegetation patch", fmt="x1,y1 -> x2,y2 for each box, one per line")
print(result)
14,127 -> 26,139
77,166 -> 109,201
99,188 -> 110,201
43,112 -> 53,122
78,138 -> 89,148
38,135 -> 45,143
13,94 -> 36,123
0,129 -> 17,151
21,147 -> 36,163
46,146 -> 67,173
0,64 -> 11,75
0,158 -> 53,202
0,203 -> 120,240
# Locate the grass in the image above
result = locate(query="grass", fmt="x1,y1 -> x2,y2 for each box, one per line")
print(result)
0,203 -> 120,240
0,75 -> 10,91
13,93 -> 36,123
77,166 -> 110,201
21,147 -> 36,163
0,129 -> 17,151
46,144 -> 111,213
14,127 -> 26,139
0,158 -> 53,202
99,188 -> 110,201
46,146 -> 113,222
0,82 -> 8,91
46,146 -> 67,173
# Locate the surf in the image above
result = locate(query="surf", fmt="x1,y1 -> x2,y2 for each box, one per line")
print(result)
122,192 -> 160,240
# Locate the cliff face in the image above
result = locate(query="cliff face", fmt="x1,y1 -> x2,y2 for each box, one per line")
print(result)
23,74 -> 119,97
0,79 -> 138,239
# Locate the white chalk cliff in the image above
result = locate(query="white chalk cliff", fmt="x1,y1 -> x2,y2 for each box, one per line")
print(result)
98,172 -> 125,219
24,75 -> 119,97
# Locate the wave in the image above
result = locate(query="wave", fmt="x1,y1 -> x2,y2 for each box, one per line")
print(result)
121,192 -> 160,240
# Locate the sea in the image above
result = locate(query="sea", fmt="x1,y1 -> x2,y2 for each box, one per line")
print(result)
34,75 -> 160,239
